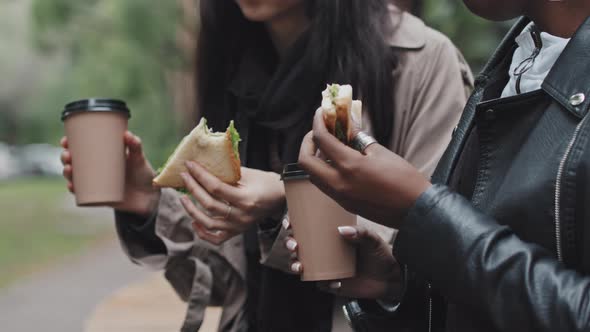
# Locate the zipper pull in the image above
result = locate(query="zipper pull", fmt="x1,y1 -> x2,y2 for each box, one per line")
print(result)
513,27 -> 543,94
531,27 -> 543,50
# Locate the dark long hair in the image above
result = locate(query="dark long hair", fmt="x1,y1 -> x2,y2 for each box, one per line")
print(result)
197,0 -> 397,144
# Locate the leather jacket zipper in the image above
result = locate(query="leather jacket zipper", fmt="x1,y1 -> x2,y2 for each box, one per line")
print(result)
342,304 -> 353,329
428,283 -> 432,332
555,115 -> 588,261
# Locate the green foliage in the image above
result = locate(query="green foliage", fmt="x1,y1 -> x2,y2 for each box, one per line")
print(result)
422,0 -> 513,73
0,178 -> 110,288
228,120 -> 241,159
26,0 -> 185,166
30,0 -> 96,52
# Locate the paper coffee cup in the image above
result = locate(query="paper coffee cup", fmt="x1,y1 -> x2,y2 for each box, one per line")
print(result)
61,99 -> 130,206
282,163 -> 356,281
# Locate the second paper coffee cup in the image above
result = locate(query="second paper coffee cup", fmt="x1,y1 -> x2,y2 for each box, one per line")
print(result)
62,98 -> 130,206
282,163 -> 356,281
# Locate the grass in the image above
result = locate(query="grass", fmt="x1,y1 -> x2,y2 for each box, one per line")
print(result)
0,177 -> 112,288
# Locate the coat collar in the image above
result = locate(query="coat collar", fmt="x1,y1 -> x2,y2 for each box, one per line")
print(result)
387,5 -> 426,50
542,15 -> 590,118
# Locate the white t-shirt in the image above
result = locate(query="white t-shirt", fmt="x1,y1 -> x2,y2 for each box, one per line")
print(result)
501,23 -> 570,98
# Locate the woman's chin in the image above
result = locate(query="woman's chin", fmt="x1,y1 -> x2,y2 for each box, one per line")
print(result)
462,0 -> 524,21
241,10 -> 273,23
235,0 -> 274,22
236,0 -> 305,23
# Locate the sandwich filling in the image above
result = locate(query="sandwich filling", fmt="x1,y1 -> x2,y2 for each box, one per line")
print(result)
327,85 -> 346,142
227,120 -> 241,160
322,84 -> 353,143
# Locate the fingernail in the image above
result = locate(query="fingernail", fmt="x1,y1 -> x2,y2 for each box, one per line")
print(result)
286,239 -> 298,251
185,161 -> 195,169
329,281 -> 342,289
338,226 -> 357,237
180,172 -> 189,181
291,262 -> 302,273
282,217 -> 290,229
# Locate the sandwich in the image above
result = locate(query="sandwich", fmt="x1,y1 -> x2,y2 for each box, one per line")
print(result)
321,84 -> 362,144
153,118 -> 241,188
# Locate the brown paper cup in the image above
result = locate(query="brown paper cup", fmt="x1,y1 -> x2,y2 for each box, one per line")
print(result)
283,164 -> 356,281
62,99 -> 130,206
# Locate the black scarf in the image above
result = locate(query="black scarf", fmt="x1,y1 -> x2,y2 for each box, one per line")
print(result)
227,32 -> 334,332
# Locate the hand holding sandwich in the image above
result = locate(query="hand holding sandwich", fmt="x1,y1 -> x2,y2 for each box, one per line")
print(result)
298,109 -> 431,229
60,131 -> 160,217
179,162 -> 286,245
151,118 -> 285,244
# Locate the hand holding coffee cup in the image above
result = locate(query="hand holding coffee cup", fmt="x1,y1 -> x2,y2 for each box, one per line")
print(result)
61,99 -> 159,215
284,220 -> 403,301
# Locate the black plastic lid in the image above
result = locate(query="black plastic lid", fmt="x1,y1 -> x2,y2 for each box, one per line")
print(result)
61,98 -> 131,121
281,163 -> 309,181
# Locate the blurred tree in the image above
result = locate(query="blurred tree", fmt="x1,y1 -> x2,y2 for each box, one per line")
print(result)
0,0 -> 47,144
395,0 -> 511,73
25,0 -> 191,166
422,0 -> 512,73
168,0 -> 199,133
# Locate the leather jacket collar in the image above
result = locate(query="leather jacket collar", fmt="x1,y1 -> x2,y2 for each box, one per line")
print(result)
543,16 -> 590,118
476,15 -> 590,118
433,15 -> 590,185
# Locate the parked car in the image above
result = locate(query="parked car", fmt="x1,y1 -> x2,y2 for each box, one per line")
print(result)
16,144 -> 63,177
0,142 -> 19,180
0,142 -> 62,180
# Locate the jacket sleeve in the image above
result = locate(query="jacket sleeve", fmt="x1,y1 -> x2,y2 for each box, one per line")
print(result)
393,184 -> 590,332
115,188 -> 248,331
115,188 -> 195,269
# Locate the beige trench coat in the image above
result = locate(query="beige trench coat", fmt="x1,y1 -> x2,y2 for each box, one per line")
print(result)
115,7 -> 473,332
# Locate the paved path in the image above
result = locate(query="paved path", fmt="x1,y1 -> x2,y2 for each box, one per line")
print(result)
85,274 -> 221,332
0,241 -> 150,332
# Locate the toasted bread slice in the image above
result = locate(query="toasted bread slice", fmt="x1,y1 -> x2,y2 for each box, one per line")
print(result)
153,118 -> 241,187
351,100 -> 363,129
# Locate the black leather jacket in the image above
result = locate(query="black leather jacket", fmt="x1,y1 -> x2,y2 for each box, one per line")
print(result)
346,16 -> 590,332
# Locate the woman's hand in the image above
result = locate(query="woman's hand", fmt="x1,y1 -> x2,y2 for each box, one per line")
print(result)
60,132 -> 160,217
298,110 -> 431,229
286,222 -> 402,301
179,161 -> 286,245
